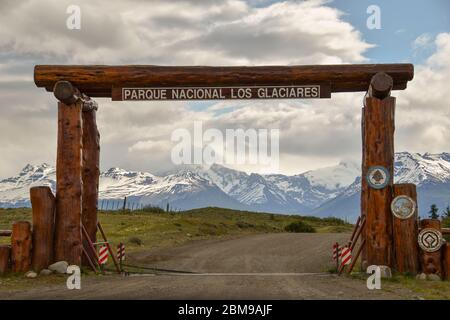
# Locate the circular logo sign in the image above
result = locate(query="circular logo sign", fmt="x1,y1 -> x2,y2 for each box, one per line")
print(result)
366,166 -> 390,189
391,195 -> 416,219
418,228 -> 443,253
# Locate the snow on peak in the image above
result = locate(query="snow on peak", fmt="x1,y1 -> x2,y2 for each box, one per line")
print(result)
302,160 -> 359,190
394,152 -> 450,185
1,152 -> 450,214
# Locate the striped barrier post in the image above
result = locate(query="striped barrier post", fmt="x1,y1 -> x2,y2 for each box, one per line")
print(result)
98,245 -> 109,269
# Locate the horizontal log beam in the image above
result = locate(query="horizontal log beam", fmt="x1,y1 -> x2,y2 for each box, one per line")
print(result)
34,64 -> 414,98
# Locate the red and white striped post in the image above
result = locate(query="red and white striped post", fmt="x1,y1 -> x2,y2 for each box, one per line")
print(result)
117,242 -> 125,272
98,245 -> 108,271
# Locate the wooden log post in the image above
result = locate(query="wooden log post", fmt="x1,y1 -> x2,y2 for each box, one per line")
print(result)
419,219 -> 443,277
361,72 -> 395,268
392,183 -> 419,274
54,81 -> 84,265
11,221 -> 32,272
81,100 -> 100,266
30,186 -> 56,271
443,243 -> 450,280
0,245 -> 11,274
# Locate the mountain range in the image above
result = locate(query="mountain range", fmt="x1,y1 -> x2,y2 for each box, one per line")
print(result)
1,152 -> 449,221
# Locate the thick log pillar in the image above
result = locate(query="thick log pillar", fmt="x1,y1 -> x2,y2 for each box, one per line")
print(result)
0,245 -> 11,274
54,100 -> 83,265
419,219 -> 443,277
30,186 -> 56,271
392,183 -> 419,274
11,221 -> 32,272
443,243 -> 450,280
361,72 -> 395,268
81,105 -> 100,265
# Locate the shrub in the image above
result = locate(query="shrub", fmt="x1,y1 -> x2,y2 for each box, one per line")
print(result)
236,221 -> 255,229
128,236 -> 143,246
322,217 -> 347,225
284,221 -> 316,233
142,205 -> 165,214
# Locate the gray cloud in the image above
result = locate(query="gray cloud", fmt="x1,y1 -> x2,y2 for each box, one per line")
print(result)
0,0 -> 448,178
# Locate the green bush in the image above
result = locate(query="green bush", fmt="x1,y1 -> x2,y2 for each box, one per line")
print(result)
128,236 -> 143,246
321,217 -> 347,225
284,221 -> 316,233
442,217 -> 450,228
141,205 -> 165,214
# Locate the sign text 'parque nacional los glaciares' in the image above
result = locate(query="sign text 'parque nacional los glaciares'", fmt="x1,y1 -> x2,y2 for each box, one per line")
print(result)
112,85 -> 331,101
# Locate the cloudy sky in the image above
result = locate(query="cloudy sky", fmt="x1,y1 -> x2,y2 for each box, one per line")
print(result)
0,0 -> 449,178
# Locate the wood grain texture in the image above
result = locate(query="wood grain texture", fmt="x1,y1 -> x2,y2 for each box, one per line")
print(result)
55,101 -> 83,265
0,245 -> 11,274
419,219 -> 442,277
361,96 -> 395,267
81,108 -> 100,266
34,64 -> 414,97
367,72 -> 393,99
30,186 -> 55,271
11,221 -> 32,272
360,107 -> 367,267
392,183 -> 419,274
443,243 -> 450,280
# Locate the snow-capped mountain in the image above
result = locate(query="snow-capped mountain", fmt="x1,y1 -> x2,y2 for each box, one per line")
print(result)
312,152 -> 450,220
1,152 -> 449,220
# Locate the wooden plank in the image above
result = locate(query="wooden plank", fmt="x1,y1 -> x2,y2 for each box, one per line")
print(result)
11,221 -> 32,272
54,101 -> 83,265
97,222 -> 121,273
0,245 -> 11,274
81,107 -> 100,266
34,64 -> 414,97
347,239 -> 366,274
392,183 -> 419,274
30,186 -> 56,271
111,85 -> 331,101
361,96 -> 395,267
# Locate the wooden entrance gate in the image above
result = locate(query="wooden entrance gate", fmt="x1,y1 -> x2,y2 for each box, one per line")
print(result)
32,63 -> 426,274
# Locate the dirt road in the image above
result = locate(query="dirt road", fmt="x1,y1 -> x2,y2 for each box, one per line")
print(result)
0,233 -> 417,299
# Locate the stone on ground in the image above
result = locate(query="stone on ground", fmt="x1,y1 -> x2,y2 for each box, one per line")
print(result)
25,271 -> 37,278
48,261 -> 68,274
39,269 -> 53,276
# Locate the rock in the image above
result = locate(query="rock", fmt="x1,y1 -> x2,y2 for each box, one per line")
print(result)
361,260 -> 369,272
39,269 -> 53,276
427,274 -> 441,281
48,261 -> 68,274
378,265 -> 392,278
416,273 -> 427,280
25,271 -> 37,278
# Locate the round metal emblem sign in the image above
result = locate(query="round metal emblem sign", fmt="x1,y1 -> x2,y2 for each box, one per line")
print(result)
366,166 -> 390,189
391,195 -> 416,219
418,228 -> 443,253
